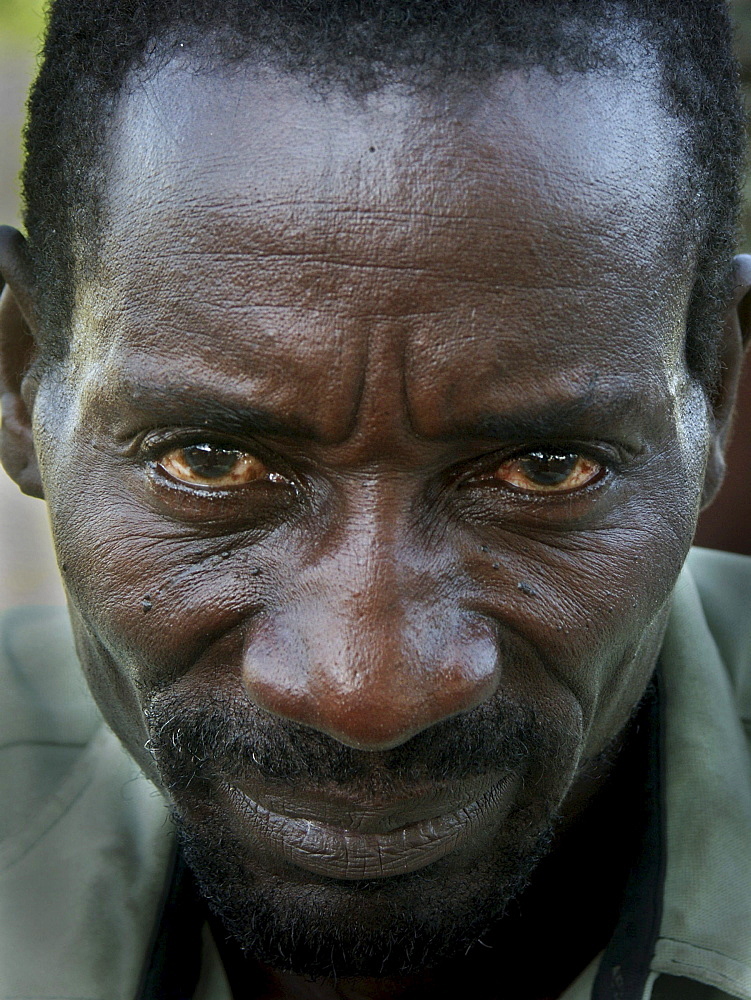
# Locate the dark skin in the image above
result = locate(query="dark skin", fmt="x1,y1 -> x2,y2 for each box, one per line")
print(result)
1,60 -> 751,1000
212,715 -> 650,1000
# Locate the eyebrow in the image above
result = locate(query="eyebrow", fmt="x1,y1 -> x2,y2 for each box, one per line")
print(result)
438,387 -> 655,446
117,382 -> 321,441
114,378 -> 655,450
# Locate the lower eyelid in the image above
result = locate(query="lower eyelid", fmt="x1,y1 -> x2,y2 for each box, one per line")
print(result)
508,468 -> 606,494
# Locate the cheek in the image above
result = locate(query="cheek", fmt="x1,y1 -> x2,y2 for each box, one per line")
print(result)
45,480 -> 278,772
32,447 -> 250,719
473,476 -> 696,754
49,489 -> 270,682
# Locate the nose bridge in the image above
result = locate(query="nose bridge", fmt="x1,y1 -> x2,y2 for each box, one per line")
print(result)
323,483 -> 408,614
241,494 -> 500,750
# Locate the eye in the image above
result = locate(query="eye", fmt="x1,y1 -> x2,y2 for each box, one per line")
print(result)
490,450 -> 603,493
157,443 -> 285,489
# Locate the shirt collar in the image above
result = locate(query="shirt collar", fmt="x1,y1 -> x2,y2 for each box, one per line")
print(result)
648,553 -> 751,999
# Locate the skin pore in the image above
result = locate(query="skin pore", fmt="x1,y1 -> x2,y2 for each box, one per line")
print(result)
1,55 -> 750,1000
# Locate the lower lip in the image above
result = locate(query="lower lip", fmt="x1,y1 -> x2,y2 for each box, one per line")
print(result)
221,778 -> 517,880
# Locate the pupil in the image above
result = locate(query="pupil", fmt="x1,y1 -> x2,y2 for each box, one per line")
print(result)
519,451 -> 578,486
182,444 -> 240,479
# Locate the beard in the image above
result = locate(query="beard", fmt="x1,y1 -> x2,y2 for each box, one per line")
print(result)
174,802 -> 556,978
144,683 -> 578,979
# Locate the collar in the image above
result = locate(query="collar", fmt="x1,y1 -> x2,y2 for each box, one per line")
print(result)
591,678 -> 665,1000
563,549 -> 751,1000
647,550 -> 751,999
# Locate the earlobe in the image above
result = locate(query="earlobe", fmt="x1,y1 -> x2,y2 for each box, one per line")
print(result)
0,226 -> 44,499
701,253 -> 751,509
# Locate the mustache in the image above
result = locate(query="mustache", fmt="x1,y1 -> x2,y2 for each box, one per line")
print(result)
144,685 -> 572,793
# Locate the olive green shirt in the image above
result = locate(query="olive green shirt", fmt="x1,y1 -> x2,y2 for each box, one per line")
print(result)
1,547 -> 749,999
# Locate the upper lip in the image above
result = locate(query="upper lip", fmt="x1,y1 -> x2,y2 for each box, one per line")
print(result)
229,773 -> 506,834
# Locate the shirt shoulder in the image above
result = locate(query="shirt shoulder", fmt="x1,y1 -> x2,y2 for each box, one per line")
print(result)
0,604 -> 103,843
0,604 -> 175,1000
686,547 -> 751,727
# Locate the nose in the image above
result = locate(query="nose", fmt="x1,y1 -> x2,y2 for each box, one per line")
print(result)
241,546 -> 500,751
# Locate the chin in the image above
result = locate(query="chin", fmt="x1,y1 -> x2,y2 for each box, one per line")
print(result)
174,796 -> 557,979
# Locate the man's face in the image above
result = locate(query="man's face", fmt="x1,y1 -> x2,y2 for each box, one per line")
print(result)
31,61 -> 711,974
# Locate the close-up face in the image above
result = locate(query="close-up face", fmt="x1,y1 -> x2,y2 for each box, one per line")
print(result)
27,59 -> 715,974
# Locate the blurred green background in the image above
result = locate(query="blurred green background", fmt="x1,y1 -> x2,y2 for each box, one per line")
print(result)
1,0 -> 751,609
0,0 -> 46,233
0,0 -> 45,42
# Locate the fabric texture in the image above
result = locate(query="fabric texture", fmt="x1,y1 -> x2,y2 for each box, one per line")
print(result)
0,548 -> 749,1000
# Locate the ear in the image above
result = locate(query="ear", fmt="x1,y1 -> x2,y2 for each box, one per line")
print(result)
701,254 -> 751,508
0,226 -> 44,499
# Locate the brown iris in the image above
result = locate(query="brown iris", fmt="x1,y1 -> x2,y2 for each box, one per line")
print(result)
158,444 -> 270,488
493,451 -> 602,493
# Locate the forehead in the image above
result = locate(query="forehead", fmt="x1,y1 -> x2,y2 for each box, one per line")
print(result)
76,60 -> 692,437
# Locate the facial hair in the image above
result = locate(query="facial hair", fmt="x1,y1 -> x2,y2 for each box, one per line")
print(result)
144,685 -> 577,978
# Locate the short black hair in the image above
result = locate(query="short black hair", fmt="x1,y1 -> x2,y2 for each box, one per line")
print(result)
21,0 -> 745,396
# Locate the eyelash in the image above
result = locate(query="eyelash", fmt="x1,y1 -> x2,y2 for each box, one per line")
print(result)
459,444 -> 616,486
140,430 -> 275,468
138,430 -> 621,497
136,432 -> 294,499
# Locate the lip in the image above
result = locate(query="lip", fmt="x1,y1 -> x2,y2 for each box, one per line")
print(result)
221,776 -> 518,880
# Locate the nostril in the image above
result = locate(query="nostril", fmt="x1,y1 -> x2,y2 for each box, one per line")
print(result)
241,609 -> 501,751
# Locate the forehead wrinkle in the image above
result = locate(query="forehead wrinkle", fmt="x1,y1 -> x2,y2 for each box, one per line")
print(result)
104,164 -> 676,287
98,221 -> 680,330
63,297 -> 372,442
82,60 -> 698,456
104,60 -> 684,269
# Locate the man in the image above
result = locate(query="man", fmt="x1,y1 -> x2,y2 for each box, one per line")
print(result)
0,0 -> 749,997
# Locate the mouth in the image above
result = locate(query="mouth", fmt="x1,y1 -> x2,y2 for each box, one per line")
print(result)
220,775 -> 519,880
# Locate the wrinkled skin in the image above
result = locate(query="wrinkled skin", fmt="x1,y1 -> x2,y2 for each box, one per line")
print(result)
1,59 -> 750,1000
